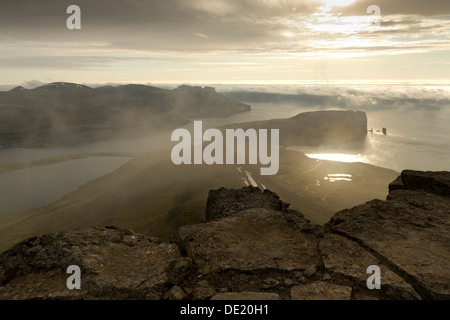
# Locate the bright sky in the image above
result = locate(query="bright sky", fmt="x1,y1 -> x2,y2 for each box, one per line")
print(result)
0,0 -> 449,86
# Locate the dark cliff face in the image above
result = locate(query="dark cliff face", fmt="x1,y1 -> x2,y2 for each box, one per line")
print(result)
205,186 -> 291,222
284,110 -> 368,145
0,170 -> 448,300
228,110 -> 368,146
389,170 -> 450,196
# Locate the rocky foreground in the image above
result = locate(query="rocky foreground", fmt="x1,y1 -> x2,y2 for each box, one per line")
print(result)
0,170 -> 448,300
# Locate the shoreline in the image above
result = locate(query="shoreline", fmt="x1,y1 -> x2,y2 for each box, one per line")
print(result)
0,152 -> 136,175
0,148 -> 399,252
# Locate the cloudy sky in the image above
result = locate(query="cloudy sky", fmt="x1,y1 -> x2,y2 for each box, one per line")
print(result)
0,0 -> 449,86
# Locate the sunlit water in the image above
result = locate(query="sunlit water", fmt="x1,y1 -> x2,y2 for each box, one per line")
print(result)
286,106 -> 450,172
324,174 -> 353,182
305,154 -> 364,163
0,88 -> 449,215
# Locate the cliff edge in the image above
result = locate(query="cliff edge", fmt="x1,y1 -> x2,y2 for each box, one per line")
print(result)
0,170 -> 448,300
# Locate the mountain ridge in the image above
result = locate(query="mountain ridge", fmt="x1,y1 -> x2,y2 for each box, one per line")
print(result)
0,83 -> 251,147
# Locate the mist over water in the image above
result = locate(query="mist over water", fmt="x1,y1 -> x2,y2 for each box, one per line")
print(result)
289,105 -> 450,172
219,83 -> 450,172
0,83 -> 448,216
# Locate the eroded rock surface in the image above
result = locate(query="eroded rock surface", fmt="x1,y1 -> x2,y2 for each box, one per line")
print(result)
205,186 -> 291,222
0,227 -> 181,299
326,190 -> 450,299
180,208 -> 319,274
0,171 -> 449,300
318,233 -> 420,299
389,170 -> 450,196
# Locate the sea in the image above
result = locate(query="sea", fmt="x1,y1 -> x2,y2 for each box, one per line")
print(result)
0,83 -> 448,215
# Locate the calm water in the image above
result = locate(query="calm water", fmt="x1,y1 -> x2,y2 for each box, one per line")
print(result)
0,84 -> 448,215
289,106 -> 450,172
0,156 -> 130,216
213,100 -> 450,172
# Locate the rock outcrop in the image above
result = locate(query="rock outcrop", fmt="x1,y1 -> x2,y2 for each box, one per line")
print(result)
329,170 -> 450,299
389,170 -> 450,196
205,186 -> 291,222
0,171 -> 449,300
0,227 -> 182,299
230,110 -> 368,146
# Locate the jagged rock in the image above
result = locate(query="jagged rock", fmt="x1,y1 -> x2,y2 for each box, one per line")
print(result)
322,273 -> 332,281
205,186 -> 292,222
388,170 -> 450,196
303,267 -> 317,278
0,227 -> 181,299
319,233 -> 420,299
0,170 -> 448,300
193,280 -> 215,300
294,272 -> 306,283
262,277 -> 280,289
164,286 -> 187,300
211,292 -> 280,300
388,175 -> 404,193
0,266 -> 5,285
291,282 -> 352,300
327,186 -> 450,299
284,279 -> 294,286
166,257 -> 193,285
145,292 -> 160,300
179,208 -> 320,274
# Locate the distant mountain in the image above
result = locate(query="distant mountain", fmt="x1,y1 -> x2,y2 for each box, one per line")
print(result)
9,86 -> 27,92
37,82 -> 91,90
0,83 -> 250,147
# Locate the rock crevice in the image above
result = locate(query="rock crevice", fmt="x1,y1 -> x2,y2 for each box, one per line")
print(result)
0,171 -> 449,300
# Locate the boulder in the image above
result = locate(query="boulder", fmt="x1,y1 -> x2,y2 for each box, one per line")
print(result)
389,170 -> 450,196
205,186 -> 291,222
319,233 -> 420,299
0,227 -> 181,299
179,209 -> 320,275
326,188 -> 450,299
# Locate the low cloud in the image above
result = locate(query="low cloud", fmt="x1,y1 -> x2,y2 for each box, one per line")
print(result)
219,83 -> 450,111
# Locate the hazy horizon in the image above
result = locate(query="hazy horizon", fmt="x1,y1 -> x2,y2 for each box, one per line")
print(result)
1,0 -> 449,85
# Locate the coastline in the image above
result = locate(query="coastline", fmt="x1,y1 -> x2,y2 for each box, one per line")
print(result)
0,152 -> 136,175
0,148 -> 398,253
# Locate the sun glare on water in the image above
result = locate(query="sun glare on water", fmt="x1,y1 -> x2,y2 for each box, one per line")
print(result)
306,153 -> 363,163
324,174 -> 353,182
